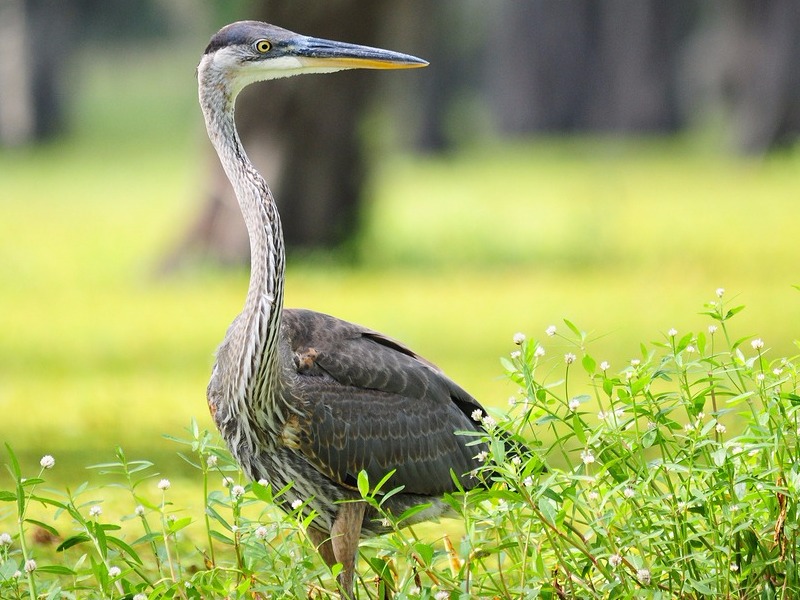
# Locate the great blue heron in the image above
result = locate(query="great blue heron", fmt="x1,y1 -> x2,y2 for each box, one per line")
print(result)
198,21 -> 490,596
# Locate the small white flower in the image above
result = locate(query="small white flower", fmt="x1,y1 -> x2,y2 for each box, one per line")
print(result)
545,325 -> 557,337
630,359 -> 640,367
471,409 -> 483,422
568,398 -> 580,411
588,490 -> 599,501
0,533 -> 11,546
134,505 -> 145,516
522,476 -> 533,487
231,485 -> 245,499
108,566 -> 121,578
380,518 -> 391,527
510,350 -> 521,359
716,288 -> 725,298
599,361 -> 610,371
564,352 -> 576,365
580,449 -> 595,465
482,415 -> 497,430
513,332 -> 526,345
435,591 -> 450,600
751,338 -> 764,350
24,559 -> 36,573
668,328 -> 678,337
257,479 -> 268,487
708,325 -> 718,334
730,563 -> 739,572
637,568 -> 651,585
254,526 -> 269,540
507,396 -> 516,407
511,456 -> 522,466
290,499 -> 303,510
185,582 -> 192,589
597,411 -> 606,420
222,477 -> 234,488
89,505 -> 102,517
39,455 -> 55,469
534,345 -> 545,358
684,422 -> 695,432
715,423 -> 726,434
685,345 -> 696,353
475,451 -> 489,463
231,525 -> 239,532
13,570 -> 21,579
157,479 -> 171,491
623,486 -> 635,499
608,554 -> 622,568
206,454 -> 218,467
774,368 -> 783,376
756,373 -> 765,382
133,595 -> 148,600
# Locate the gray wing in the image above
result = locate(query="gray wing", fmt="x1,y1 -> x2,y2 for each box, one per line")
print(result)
281,308 -> 487,496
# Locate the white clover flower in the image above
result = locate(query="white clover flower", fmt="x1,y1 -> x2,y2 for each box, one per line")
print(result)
513,332 -> 526,345
471,409 -> 483,422
254,526 -> 269,540
716,288 -> 725,298
510,350 -> 521,359
39,455 -> 55,469
623,486 -> 635,499
564,352 -> 576,365
751,338 -> 764,350
222,477 -> 234,488
568,398 -> 580,411
291,499 -> 303,510
108,566 -> 121,578
630,359 -> 640,367
231,485 -> 245,499
599,361 -> 610,371
435,590 -> 450,600
89,505 -> 102,517
13,570 -> 21,579
157,479 -> 171,491
534,345 -> 545,358
475,451 -> 489,463
637,568 -> 651,585
206,454 -> 218,468
668,328 -> 678,337
580,449 -> 595,465
545,325 -> 557,337
608,554 -> 622,568
708,325 -> 718,334
0,533 -> 11,546
715,423 -> 727,434
24,559 -> 36,573
134,505 -> 145,517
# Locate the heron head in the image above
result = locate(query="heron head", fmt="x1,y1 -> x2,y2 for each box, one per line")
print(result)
198,21 -> 427,98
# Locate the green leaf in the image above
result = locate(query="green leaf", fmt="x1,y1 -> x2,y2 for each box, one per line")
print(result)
573,414 -> 586,444
107,535 -> 143,564
563,318 -> 581,337
0,491 -> 16,502
581,354 -> 596,375
412,541 -> 434,565
538,497 -> 557,525
25,518 -> 59,537
357,470 -> 370,498
57,534 -> 90,552
36,565 -> 76,576
167,516 -> 192,534
641,427 -> 657,449
725,305 -> 746,319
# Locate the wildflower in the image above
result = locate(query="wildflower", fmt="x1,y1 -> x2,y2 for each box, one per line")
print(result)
708,325 -> 717,334
157,479 -> 171,491
231,485 -> 245,499
507,396 -> 516,407
24,559 -> 36,573
380,518 -> 391,527
715,423 -> 727,434
756,373 -> 765,382
685,345 -> 696,353
599,361 -> 610,371
510,350 -> 521,359
513,332 -> 525,345
774,368 -> 783,376
133,595 -> 148,600
597,411 -> 606,420
630,359 -> 640,367
257,479 -> 268,486
588,490 -> 599,501
668,328 -> 677,337
222,477 -> 234,488
716,287 -> 725,298
291,499 -> 303,510
545,325 -> 556,337
39,455 -> 55,469
608,554 -> 622,568
13,570 -> 21,579
254,526 -> 269,540
511,456 -> 521,466
134,505 -> 145,516
471,409 -> 483,422
534,345 -> 545,358
568,397 -> 580,411
108,566 -> 121,578
522,476 -> 533,487
435,591 -> 450,600
623,486 -> 635,499
206,454 -> 218,467
0,533 -> 11,546
89,505 -> 102,517
482,415 -> 497,430
751,338 -> 764,350
730,563 -> 739,572
564,352 -> 576,365
637,568 -> 652,585
475,451 -> 489,463
580,449 -> 595,465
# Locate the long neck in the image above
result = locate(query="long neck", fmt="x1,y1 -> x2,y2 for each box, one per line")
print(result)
200,80 -> 287,421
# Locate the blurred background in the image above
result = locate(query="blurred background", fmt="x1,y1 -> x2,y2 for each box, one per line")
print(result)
1,0 -> 799,481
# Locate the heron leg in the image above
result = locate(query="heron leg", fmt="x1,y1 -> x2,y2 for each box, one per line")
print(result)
330,501 -> 366,598
306,527 -> 336,567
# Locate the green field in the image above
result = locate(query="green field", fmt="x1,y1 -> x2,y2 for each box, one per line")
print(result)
2,43 -> 799,490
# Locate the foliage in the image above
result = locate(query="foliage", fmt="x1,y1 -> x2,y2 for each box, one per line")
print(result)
2,290 -> 799,598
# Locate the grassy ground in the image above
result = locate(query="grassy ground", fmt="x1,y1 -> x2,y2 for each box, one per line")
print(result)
2,43 -> 799,501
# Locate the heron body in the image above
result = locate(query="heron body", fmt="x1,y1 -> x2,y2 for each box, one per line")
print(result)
198,21 -> 489,595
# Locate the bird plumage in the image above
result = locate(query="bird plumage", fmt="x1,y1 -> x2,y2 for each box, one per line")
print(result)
198,20 -> 488,595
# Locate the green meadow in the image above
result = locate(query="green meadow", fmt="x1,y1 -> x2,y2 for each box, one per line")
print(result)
2,43 -> 799,494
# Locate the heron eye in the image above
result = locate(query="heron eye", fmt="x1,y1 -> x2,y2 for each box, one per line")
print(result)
255,40 -> 271,53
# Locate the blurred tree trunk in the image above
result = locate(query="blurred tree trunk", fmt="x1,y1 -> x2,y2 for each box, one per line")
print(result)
160,0 -> 391,270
